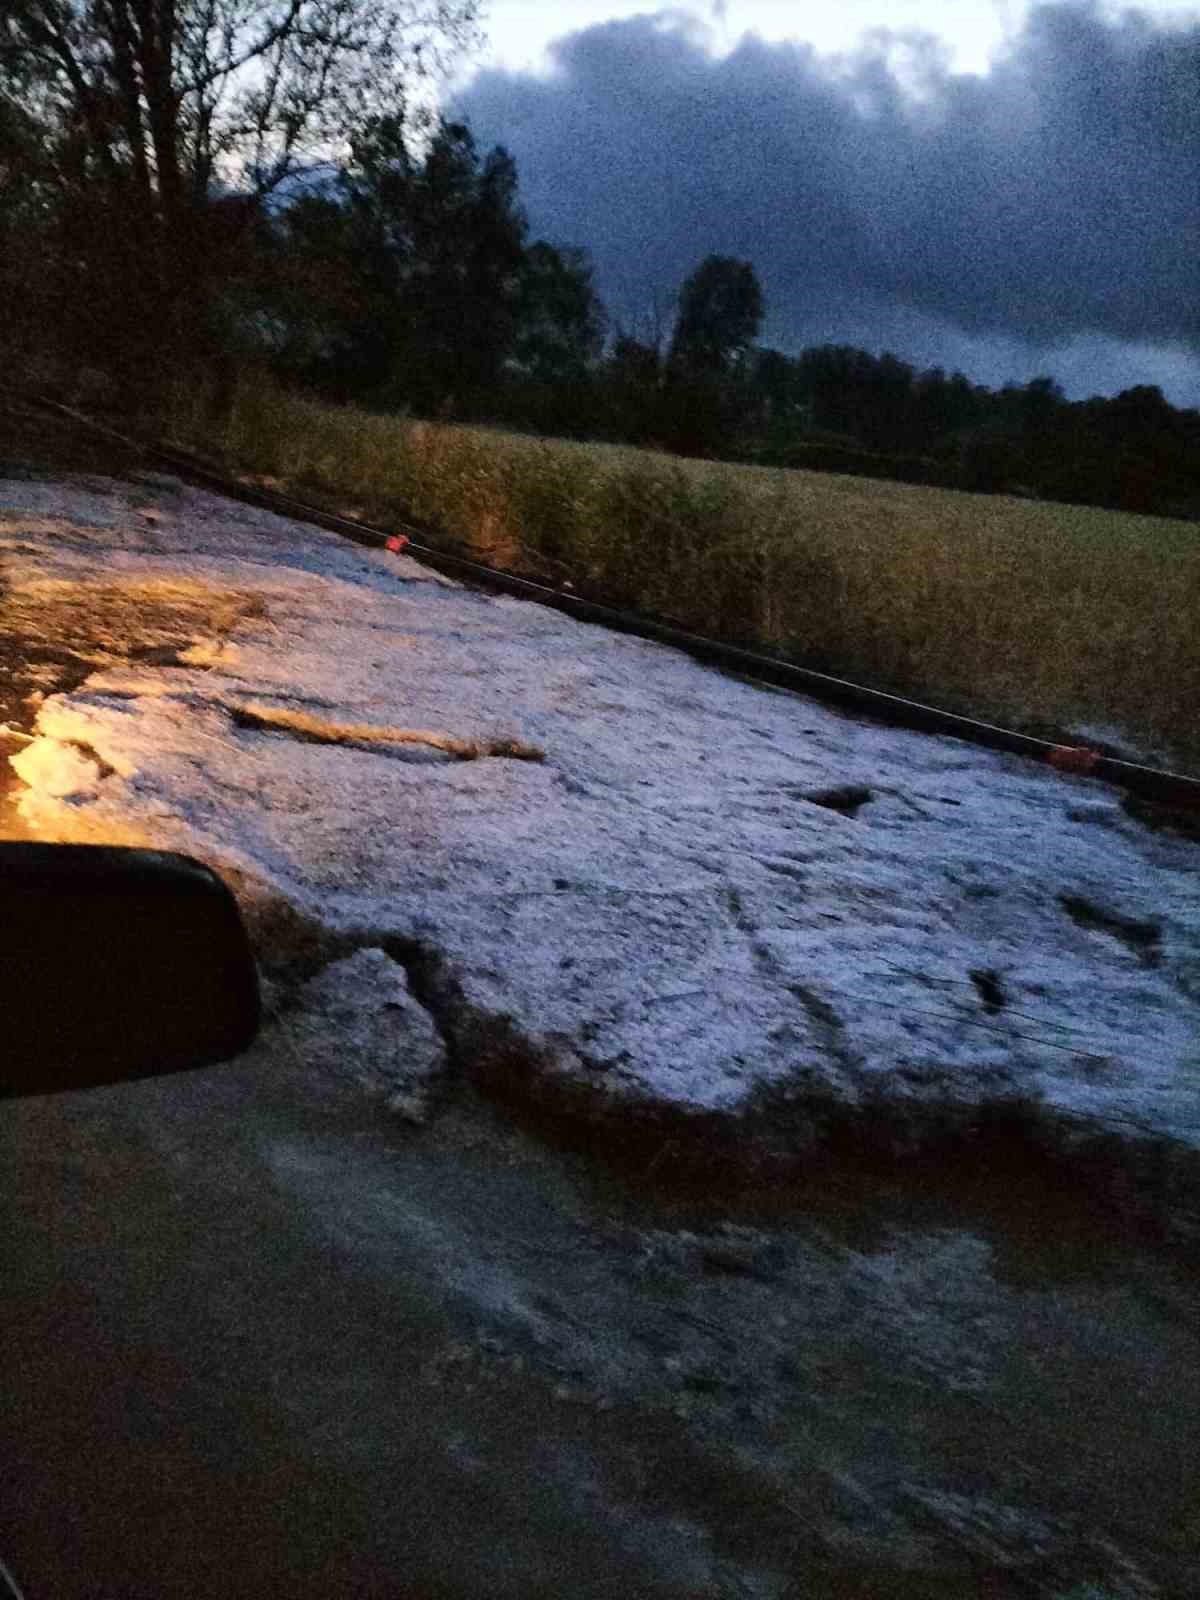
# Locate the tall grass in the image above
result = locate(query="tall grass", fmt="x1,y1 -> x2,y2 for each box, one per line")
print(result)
167,374 -> 1200,770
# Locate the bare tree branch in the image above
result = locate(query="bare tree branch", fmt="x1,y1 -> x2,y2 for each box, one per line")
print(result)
2,0 -> 483,378
4,0 -> 483,210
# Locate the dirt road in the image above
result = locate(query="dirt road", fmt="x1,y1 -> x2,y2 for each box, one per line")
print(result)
3,1028 -> 1199,1599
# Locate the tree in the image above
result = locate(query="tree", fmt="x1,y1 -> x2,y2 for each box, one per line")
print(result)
490,240 -> 607,434
794,345 -> 873,440
342,115 -> 529,411
398,121 -> 529,410
667,255 -> 763,379
598,332 -> 664,444
259,113 -> 530,413
1019,375 -> 1066,429
510,242 -> 606,387
744,348 -> 811,452
659,255 -> 764,454
912,366 -> 985,452
254,188 -> 368,393
0,87 -> 56,360
1,0 -> 482,384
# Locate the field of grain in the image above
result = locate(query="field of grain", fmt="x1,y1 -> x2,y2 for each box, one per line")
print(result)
169,375 -> 1200,770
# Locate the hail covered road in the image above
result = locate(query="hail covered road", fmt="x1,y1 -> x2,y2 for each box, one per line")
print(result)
2,456 -> 1198,1598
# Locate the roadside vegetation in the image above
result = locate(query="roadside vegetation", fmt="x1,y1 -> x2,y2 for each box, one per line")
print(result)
168,373 -> 1200,771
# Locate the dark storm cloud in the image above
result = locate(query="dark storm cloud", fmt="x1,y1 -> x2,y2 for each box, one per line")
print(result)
454,4 -> 1199,388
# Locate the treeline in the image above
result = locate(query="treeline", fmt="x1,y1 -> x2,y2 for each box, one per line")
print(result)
257,117 -> 1200,522
2,0 -> 1197,524
216,124 -> 1200,525
736,355 -> 1200,521
198,116 -> 1200,525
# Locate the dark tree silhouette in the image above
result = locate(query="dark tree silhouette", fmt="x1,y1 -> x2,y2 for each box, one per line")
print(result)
375,119 -> 529,411
667,255 -> 764,379
510,243 -> 607,387
600,333 -> 665,444
1,0 -> 481,387
260,114 -> 530,413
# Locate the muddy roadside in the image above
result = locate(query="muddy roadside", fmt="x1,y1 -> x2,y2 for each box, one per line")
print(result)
3,1032 -> 1197,1600
2,421 -> 1198,1598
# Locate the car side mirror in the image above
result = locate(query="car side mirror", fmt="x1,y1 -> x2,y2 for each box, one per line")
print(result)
1,844 -> 261,1098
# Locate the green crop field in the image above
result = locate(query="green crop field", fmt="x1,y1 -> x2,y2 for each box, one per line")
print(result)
169,374 -> 1200,772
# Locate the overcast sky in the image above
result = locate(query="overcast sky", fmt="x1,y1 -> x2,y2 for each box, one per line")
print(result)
450,2 -> 1200,405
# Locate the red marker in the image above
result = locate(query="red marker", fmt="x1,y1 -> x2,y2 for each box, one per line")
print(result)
1047,745 -> 1100,775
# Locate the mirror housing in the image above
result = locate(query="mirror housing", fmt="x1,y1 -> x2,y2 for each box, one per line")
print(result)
1,844 -> 261,1098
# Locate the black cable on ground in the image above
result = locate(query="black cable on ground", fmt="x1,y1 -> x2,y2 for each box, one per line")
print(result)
7,389 -> 1199,813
